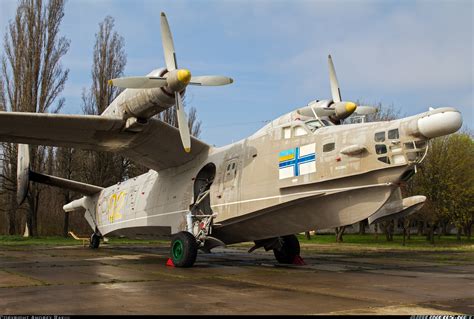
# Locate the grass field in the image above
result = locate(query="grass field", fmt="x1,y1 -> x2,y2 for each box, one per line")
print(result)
296,233 -> 474,250
0,233 -> 472,252
0,235 -> 166,246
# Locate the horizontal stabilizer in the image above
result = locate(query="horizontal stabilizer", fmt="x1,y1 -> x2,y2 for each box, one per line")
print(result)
29,171 -> 103,195
16,144 -> 102,204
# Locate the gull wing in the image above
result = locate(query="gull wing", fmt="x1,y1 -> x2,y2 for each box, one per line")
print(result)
0,112 -> 209,171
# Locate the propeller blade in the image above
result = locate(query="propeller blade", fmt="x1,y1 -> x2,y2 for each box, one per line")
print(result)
160,12 -> 178,71
328,55 -> 342,103
108,76 -> 167,89
356,106 -> 378,115
189,76 -> 234,86
175,92 -> 191,152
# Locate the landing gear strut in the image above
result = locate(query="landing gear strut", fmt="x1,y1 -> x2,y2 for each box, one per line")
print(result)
168,174 -> 225,267
273,234 -> 300,264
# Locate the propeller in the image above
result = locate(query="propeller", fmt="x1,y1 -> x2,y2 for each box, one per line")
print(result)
328,55 -> 342,103
326,55 -> 377,121
354,106 -> 378,115
109,12 -> 233,152
175,92 -> 191,152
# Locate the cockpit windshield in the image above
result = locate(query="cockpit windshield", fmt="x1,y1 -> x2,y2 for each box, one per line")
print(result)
305,118 -> 332,132
305,119 -> 323,132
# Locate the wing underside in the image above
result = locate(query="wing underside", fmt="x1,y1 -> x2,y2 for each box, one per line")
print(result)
0,112 -> 209,171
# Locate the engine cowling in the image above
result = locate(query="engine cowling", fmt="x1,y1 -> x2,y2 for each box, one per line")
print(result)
104,68 -> 179,119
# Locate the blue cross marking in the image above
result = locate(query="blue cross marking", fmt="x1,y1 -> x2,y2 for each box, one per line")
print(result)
279,147 -> 316,177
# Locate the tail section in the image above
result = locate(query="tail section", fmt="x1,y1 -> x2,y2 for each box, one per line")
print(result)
16,144 -> 103,205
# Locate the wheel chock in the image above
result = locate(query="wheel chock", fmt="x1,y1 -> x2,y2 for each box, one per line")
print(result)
166,258 -> 175,267
292,255 -> 306,265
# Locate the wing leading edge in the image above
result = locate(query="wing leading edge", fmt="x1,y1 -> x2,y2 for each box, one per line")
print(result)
0,112 -> 209,171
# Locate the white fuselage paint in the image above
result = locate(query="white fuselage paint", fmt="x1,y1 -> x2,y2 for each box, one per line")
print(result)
76,106 -> 461,243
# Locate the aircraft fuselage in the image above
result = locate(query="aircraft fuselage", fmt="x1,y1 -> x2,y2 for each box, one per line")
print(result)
78,106 -> 460,244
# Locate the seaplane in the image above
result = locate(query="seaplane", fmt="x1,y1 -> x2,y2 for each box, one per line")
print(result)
0,12 -> 462,267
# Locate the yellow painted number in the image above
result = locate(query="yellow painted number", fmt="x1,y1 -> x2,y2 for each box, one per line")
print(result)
108,191 -> 126,223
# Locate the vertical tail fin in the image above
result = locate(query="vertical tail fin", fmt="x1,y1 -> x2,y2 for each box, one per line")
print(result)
17,144 -> 30,205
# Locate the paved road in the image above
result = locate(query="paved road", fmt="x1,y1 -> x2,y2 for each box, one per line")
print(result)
0,243 -> 473,315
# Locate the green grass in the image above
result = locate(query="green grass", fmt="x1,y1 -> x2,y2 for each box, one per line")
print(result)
0,234 -> 472,252
0,235 -> 167,246
295,233 -> 474,251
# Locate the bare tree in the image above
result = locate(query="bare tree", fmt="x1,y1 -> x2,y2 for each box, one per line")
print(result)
79,16 -> 128,187
159,102 -> 202,138
55,147 -> 74,237
0,0 -> 69,236
82,16 -> 126,115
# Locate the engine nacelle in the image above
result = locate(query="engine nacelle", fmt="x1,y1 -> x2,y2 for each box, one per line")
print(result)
103,68 -> 179,119
296,100 -> 357,123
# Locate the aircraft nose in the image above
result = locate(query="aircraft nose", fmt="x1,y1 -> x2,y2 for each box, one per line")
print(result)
417,108 -> 463,138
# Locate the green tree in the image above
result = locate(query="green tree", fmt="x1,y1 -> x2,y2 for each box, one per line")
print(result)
408,133 -> 473,241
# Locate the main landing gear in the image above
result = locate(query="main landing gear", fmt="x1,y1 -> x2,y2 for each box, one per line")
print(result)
249,234 -> 305,265
273,235 -> 300,264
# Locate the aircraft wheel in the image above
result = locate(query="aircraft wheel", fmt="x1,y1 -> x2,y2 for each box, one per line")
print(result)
89,233 -> 100,249
170,231 -> 198,267
273,234 -> 300,264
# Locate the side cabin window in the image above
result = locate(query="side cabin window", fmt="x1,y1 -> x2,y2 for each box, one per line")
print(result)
294,126 -> 308,137
282,124 -> 309,139
283,126 -> 291,139
323,142 -> 335,152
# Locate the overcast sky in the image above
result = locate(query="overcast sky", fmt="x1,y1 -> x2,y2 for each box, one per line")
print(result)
1,0 -> 472,146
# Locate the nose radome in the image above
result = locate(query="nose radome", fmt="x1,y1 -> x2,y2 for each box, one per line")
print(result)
418,109 -> 463,138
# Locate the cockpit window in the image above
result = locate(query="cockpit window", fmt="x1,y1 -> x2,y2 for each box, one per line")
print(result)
305,119 -> 324,132
374,132 -> 385,142
320,119 -> 333,126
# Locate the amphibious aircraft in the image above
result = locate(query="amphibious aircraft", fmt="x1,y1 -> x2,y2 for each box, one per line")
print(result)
0,13 -> 462,267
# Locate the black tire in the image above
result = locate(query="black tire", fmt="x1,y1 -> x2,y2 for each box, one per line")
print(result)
273,234 -> 300,264
170,231 -> 198,268
89,233 -> 100,249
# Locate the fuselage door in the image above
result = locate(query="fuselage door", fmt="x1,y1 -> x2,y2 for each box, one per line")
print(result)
219,157 -> 241,208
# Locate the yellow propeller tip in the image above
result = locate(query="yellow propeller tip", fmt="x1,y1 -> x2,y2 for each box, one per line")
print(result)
184,147 -> 191,153
345,102 -> 357,113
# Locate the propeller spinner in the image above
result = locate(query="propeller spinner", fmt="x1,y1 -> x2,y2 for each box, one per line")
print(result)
109,12 -> 233,153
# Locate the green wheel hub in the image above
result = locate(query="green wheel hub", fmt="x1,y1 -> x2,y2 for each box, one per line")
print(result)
172,239 -> 184,261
